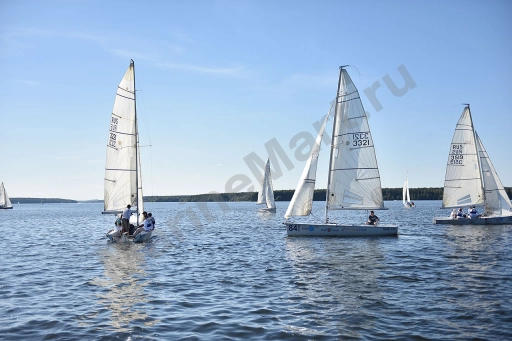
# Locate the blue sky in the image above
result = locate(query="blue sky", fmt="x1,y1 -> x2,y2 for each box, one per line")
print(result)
1,0 -> 511,200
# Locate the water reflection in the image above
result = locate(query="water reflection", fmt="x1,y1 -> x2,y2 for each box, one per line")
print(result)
92,244 -> 151,331
284,236 -> 384,338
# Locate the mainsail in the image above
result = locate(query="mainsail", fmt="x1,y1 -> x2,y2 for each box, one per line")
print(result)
103,61 -> 143,220
258,158 -> 276,210
0,182 -> 13,208
284,107 -> 332,219
403,176 -> 411,205
475,132 -> 512,216
442,106 -> 484,208
326,68 -> 384,210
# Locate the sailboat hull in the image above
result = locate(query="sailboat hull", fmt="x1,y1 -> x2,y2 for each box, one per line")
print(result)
259,207 -> 276,213
285,223 -> 398,237
0,206 -> 13,210
106,231 -> 153,243
433,216 -> 512,225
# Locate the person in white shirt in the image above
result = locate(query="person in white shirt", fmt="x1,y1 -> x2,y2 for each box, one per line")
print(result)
121,204 -> 132,235
133,212 -> 152,237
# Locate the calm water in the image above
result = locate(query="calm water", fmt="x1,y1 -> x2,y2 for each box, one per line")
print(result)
1,200 -> 511,340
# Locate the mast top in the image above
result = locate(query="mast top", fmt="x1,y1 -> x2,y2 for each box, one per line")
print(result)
339,65 -> 349,70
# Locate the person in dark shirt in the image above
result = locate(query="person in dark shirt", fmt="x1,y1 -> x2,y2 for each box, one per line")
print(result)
366,211 -> 380,225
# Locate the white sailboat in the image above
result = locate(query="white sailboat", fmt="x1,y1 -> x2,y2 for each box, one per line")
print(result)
284,66 -> 398,236
0,182 -> 13,210
103,60 -> 151,242
433,105 -> 512,225
257,158 -> 276,213
403,174 -> 415,208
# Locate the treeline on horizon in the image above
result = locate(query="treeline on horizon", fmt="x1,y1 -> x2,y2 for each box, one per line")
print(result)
10,198 -> 78,204
11,187 -> 512,203
145,187 -> 512,203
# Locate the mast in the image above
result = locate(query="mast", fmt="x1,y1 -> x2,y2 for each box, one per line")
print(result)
132,59 -> 139,226
466,104 -> 486,207
325,66 -> 345,223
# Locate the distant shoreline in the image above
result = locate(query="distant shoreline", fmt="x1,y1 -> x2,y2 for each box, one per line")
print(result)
11,187 -> 512,203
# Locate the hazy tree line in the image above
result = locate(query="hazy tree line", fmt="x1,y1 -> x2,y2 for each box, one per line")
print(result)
145,187 -> 512,202
11,187 -> 511,203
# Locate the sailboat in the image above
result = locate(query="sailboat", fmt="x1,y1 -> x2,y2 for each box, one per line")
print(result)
284,66 -> 398,236
103,60 -> 151,242
0,182 -> 13,210
257,158 -> 276,213
403,174 -> 415,208
433,105 -> 512,225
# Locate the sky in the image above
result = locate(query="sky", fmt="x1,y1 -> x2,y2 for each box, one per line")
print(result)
0,0 -> 511,200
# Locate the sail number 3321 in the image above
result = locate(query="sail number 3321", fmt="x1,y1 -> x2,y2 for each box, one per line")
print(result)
352,132 -> 369,147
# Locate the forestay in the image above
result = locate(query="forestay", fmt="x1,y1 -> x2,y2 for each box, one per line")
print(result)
326,69 -> 384,210
284,106 -> 332,219
103,62 -> 144,216
475,132 -> 512,216
442,106 -> 484,208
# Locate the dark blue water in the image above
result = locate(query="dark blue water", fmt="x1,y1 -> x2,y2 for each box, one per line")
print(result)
1,201 -> 511,340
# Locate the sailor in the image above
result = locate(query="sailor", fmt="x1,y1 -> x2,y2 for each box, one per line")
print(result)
133,212 -> 152,237
366,211 -> 380,225
469,206 -> 478,219
457,208 -> 464,218
148,213 -> 156,230
121,204 -> 132,235
450,209 -> 457,219
113,214 -> 123,236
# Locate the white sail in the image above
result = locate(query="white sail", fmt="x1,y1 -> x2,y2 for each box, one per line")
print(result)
0,182 -> 13,208
264,159 -> 276,209
258,158 -> 276,209
475,132 -> 512,216
327,68 -> 384,210
403,176 -> 411,206
442,106 -> 484,208
257,159 -> 267,205
402,178 -> 407,205
284,106 -> 332,219
103,61 -> 140,215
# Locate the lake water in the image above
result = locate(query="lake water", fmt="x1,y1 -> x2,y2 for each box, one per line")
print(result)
1,200 -> 511,340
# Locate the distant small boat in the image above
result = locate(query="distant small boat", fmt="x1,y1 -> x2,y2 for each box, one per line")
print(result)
257,158 -> 276,213
103,60 -> 152,243
0,182 -> 13,210
433,105 -> 512,225
403,174 -> 415,208
284,66 -> 398,237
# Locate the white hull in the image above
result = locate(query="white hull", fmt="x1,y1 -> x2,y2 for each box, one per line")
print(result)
433,216 -> 512,225
285,222 -> 398,237
106,230 -> 153,243
259,206 -> 276,213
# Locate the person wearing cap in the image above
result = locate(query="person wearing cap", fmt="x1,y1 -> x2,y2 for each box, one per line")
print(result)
121,204 -> 132,235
